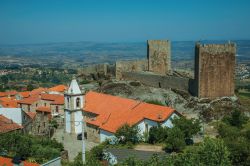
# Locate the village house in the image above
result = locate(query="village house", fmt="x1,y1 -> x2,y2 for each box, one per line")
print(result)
0,85 -> 67,136
32,106 -> 52,135
64,79 -> 181,143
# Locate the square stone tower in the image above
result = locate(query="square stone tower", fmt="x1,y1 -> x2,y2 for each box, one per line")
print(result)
147,40 -> 171,75
194,42 -> 236,99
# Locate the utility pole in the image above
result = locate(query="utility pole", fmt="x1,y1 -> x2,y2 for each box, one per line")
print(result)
82,116 -> 86,163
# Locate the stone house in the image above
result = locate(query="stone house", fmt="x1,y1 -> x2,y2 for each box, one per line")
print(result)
33,106 -> 51,135
17,96 -> 40,112
40,93 -> 64,117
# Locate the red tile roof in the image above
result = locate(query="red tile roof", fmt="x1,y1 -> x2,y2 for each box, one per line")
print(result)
30,87 -> 47,95
85,91 -> 177,133
0,97 -> 18,108
18,91 -> 31,98
0,156 -> 39,166
48,85 -> 67,92
26,112 -> 37,120
36,106 -> 51,113
17,96 -> 39,105
41,93 -> 64,105
0,115 -> 23,133
0,91 -> 18,97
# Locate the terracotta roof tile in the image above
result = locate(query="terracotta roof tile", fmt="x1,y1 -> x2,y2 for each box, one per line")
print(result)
17,96 -> 39,105
30,87 -> 47,95
41,93 -> 63,101
36,106 -> 51,113
0,91 -> 17,97
26,112 -> 37,120
18,91 -> 31,98
48,85 -> 68,92
0,156 -> 39,166
0,115 -> 23,133
85,91 -> 176,133
0,97 -> 18,108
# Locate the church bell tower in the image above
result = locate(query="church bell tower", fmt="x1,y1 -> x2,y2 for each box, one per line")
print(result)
64,78 -> 84,134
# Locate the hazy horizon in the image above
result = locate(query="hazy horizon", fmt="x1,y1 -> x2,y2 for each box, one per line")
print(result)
1,0 -> 250,44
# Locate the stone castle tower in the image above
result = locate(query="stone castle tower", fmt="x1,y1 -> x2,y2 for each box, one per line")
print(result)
64,79 -> 84,134
147,40 -> 171,75
194,42 -> 236,99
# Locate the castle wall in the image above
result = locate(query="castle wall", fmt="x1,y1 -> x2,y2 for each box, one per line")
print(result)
147,40 -> 171,75
122,72 -> 190,92
115,59 -> 148,80
79,63 -> 108,75
195,43 -> 236,99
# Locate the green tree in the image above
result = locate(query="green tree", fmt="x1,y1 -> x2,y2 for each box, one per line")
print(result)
223,110 -> 248,128
172,117 -> 201,140
165,127 -> 186,152
148,125 -> 169,144
115,124 -> 140,144
197,138 -> 231,166
27,84 -> 34,91
1,75 -> 9,84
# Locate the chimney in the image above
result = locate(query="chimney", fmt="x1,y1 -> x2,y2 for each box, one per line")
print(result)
12,156 -> 24,166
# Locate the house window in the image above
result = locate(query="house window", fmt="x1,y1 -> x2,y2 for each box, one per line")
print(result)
76,98 -> 80,108
36,103 -> 38,107
145,123 -> 149,133
28,105 -> 30,112
67,97 -> 70,108
44,103 -> 47,107
56,106 -> 59,113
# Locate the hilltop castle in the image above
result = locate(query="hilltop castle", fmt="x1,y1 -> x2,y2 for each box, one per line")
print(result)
116,40 -> 236,99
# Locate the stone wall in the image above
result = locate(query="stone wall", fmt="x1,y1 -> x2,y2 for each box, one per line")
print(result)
115,59 -> 148,80
80,63 -> 108,76
194,43 -> 236,99
85,123 -> 100,143
122,72 -> 190,92
147,40 -> 171,75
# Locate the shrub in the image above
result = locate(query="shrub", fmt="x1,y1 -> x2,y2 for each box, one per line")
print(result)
148,125 -> 169,144
115,124 -> 140,144
165,127 -> 186,152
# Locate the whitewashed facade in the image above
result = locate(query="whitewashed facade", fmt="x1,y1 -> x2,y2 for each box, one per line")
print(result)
64,79 -> 84,134
99,112 -> 179,143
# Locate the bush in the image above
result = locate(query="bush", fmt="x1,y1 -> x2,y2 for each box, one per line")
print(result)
165,127 -> 186,152
148,125 -> 169,144
115,124 -> 140,144
222,110 -> 248,128
172,116 -> 201,140
0,132 -> 63,164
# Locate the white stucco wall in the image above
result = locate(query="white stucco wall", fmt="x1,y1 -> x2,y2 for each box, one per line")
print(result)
74,110 -> 83,134
137,119 -> 158,135
65,110 -> 71,133
100,130 -> 115,142
99,112 -> 180,143
161,113 -> 178,128
0,108 -> 24,125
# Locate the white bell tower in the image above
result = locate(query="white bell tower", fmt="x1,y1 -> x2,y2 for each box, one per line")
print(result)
64,78 -> 84,134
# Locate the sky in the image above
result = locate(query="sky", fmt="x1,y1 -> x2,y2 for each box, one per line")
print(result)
0,0 -> 250,44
